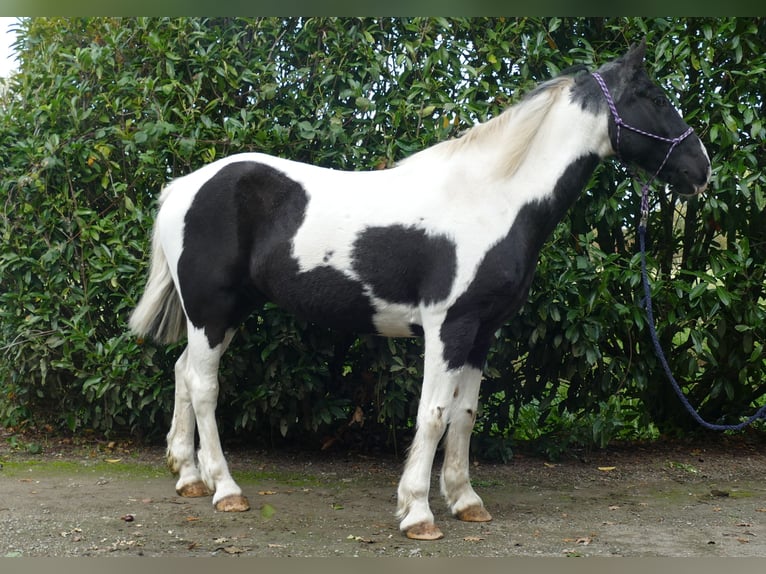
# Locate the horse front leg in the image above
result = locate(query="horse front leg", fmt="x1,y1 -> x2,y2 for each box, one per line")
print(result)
440,365 -> 492,523
396,329 -> 457,540
182,326 -> 249,512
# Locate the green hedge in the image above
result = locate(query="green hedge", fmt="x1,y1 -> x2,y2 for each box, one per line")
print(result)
1,17 -> 765,454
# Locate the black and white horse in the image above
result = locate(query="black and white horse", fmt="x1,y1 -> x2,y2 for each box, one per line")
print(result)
130,41 -> 711,540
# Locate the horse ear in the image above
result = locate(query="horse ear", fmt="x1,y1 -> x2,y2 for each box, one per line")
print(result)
625,38 -> 647,68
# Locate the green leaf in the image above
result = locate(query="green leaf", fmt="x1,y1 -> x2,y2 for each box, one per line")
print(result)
715,286 -> 732,307
260,504 -> 276,520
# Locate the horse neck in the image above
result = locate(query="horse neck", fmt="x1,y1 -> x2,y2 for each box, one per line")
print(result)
399,81 -> 610,218
474,89 -> 612,201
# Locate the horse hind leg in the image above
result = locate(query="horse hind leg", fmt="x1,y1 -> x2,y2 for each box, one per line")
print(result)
178,324 -> 249,512
166,347 -> 210,498
440,366 -> 492,523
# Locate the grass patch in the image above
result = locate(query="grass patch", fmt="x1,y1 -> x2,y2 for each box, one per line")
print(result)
1,452 -> 348,489
0,458 -> 165,479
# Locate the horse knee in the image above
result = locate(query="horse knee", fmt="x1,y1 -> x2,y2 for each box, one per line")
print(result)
418,405 -> 449,439
454,405 -> 477,426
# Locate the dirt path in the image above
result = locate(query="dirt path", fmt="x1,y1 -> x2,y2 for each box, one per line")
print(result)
1,435 -> 765,557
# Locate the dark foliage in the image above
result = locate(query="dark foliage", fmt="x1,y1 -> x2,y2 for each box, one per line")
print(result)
2,17 -> 764,455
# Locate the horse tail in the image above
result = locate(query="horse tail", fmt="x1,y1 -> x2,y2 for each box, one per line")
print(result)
129,185 -> 187,344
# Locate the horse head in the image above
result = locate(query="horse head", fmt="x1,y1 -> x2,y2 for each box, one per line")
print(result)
593,39 -> 711,197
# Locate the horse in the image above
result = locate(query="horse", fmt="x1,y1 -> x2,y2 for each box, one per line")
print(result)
129,40 -> 711,540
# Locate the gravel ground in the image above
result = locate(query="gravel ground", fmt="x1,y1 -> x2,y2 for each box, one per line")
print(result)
1,431 -> 765,557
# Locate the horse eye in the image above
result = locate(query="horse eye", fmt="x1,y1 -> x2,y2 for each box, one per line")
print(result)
652,95 -> 667,107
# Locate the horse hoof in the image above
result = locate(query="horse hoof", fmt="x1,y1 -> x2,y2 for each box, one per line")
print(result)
214,494 -> 250,512
456,505 -> 493,522
405,522 -> 444,540
177,481 -> 211,498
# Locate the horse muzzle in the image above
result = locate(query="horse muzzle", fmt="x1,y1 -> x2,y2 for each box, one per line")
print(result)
670,137 -> 711,197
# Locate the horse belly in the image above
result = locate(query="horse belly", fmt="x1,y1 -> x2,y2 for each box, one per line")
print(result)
255,260 -> 421,337
288,219 -> 454,338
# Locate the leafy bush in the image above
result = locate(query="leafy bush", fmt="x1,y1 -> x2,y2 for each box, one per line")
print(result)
1,17 -> 765,453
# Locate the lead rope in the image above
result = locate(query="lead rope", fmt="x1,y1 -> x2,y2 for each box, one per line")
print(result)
593,72 -> 766,431
638,189 -> 766,431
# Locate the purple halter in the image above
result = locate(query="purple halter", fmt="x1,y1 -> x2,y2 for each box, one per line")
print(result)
592,71 -> 694,225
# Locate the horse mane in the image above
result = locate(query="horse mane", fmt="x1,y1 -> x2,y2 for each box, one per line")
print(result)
401,75 -> 575,178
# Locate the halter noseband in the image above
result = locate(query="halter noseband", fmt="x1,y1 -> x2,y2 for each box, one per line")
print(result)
591,72 -> 694,225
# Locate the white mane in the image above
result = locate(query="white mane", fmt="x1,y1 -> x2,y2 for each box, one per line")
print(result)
401,75 -> 575,178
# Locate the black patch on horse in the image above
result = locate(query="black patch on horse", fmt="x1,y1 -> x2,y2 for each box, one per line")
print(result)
178,161 -> 377,347
352,224 -> 457,306
440,153 -> 600,370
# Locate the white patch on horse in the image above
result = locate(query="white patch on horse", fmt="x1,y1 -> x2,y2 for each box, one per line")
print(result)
367,297 -> 421,337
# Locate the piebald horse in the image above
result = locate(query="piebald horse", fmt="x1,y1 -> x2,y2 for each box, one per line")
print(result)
130,40 -> 711,540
